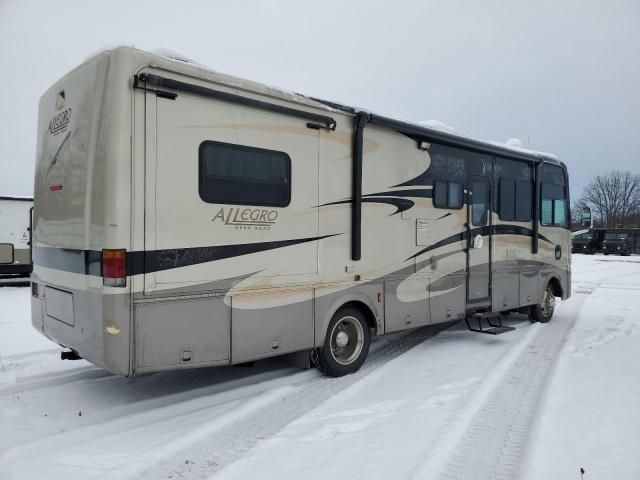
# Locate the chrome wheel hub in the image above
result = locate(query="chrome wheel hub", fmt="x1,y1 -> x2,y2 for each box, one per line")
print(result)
335,331 -> 349,348
330,316 -> 364,366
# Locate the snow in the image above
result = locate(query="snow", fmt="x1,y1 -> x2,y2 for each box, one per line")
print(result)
521,256 -> 640,479
418,120 -> 457,134
0,288 -> 53,358
1,255 -> 639,479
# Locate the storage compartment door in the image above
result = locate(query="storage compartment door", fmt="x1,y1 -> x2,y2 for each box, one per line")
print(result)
135,296 -> 230,371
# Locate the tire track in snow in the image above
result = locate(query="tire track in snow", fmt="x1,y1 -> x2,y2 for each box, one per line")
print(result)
413,266 -> 640,480
411,302 -> 584,480
142,323 -> 454,480
0,364 -> 108,396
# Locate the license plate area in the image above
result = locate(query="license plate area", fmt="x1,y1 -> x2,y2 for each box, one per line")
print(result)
44,286 -> 75,326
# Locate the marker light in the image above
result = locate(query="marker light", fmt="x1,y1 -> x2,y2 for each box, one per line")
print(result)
102,249 -> 126,287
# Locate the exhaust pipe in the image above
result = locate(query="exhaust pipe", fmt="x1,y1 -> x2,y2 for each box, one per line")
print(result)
61,350 -> 82,361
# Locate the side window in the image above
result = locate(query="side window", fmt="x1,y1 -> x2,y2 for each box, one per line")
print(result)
541,199 -> 553,225
515,180 -> 532,221
497,158 -> 532,222
434,180 -> 448,208
448,182 -> 463,209
540,165 -> 568,227
199,141 -> 291,207
499,179 -> 515,220
553,199 -> 566,225
434,180 -> 463,209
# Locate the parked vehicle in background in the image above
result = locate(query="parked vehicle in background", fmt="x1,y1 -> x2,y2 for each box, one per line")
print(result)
571,229 -> 604,254
30,47 -> 571,377
601,229 -> 639,256
0,196 -> 33,279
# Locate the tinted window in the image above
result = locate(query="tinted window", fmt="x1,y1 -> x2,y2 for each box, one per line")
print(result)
497,159 -> 532,222
448,182 -> 463,209
542,183 -> 565,200
499,179 -> 515,221
199,141 -> 291,207
542,164 -> 566,185
434,180 -> 448,208
496,158 -> 531,181
472,181 -> 489,226
515,180 -> 532,221
433,180 -> 463,209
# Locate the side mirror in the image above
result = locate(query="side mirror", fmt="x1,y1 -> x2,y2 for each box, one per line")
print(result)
580,207 -> 592,229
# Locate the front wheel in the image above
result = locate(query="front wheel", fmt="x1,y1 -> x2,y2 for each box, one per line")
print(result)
312,307 -> 371,377
529,284 -> 557,323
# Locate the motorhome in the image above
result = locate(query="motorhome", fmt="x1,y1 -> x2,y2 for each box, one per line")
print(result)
31,47 -> 571,377
601,229 -> 639,255
0,196 -> 33,278
572,229 -> 604,254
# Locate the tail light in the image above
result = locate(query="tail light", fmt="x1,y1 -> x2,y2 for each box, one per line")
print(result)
102,249 -> 126,287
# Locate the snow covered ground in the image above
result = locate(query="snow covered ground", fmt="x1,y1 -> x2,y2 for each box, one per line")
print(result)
1,255 -> 639,479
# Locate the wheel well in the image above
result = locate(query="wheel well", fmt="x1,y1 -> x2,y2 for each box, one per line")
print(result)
547,277 -> 563,298
342,301 -> 378,334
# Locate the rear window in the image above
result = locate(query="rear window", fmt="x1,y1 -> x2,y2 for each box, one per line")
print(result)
199,141 -> 291,207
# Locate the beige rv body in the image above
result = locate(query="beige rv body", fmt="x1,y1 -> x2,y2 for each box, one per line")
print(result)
31,48 -> 571,376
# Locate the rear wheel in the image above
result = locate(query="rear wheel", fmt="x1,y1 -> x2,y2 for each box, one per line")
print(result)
529,284 -> 556,323
312,307 -> 371,377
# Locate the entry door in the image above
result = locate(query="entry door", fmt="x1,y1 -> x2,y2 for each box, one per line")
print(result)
467,177 -> 491,304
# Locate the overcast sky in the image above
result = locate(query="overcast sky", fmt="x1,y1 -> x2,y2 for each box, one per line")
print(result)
1,0 -> 638,200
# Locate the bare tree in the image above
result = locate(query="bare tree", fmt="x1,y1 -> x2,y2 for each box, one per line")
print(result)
579,171 -> 640,227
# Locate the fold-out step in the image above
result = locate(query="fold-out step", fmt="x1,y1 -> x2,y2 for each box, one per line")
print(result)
478,325 -> 516,335
465,313 -> 515,335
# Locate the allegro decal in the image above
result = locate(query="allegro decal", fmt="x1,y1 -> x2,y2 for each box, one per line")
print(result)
212,207 -> 278,230
48,108 -> 72,136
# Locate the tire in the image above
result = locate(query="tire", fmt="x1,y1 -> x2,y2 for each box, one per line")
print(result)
312,307 -> 371,377
529,283 -> 557,323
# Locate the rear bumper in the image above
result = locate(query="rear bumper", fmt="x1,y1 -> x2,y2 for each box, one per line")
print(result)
31,276 -> 131,376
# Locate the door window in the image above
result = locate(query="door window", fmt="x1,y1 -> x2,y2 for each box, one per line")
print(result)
472,181 -> 489,226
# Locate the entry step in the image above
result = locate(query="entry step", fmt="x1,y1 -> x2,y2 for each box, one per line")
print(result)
469,312 -> 501,320
480,325 -> 516,335
465,312 -> 515,335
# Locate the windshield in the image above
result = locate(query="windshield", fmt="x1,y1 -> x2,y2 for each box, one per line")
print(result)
605,232 -> 628,240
